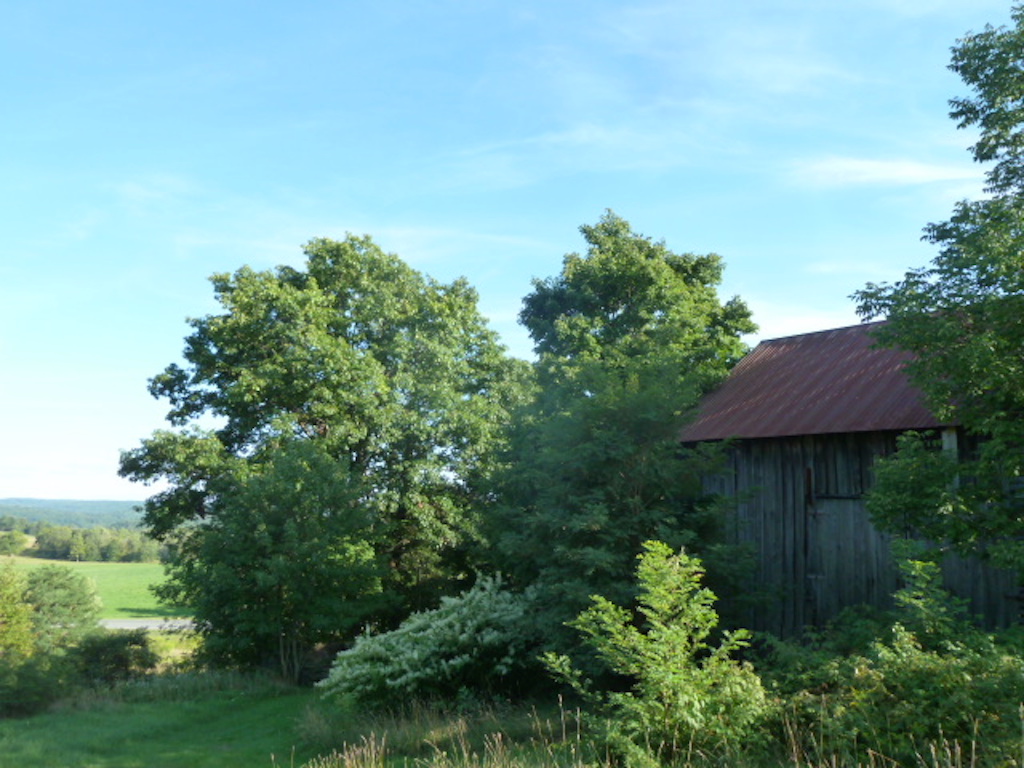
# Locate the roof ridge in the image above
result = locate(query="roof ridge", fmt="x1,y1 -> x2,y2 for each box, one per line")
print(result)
758,318 -> 887,345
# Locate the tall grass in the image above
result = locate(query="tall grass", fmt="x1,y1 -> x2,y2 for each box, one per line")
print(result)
294,697 -> 1024,768
297,697 -> 595,768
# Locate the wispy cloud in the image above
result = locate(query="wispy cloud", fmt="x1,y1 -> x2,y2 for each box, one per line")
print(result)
443,121 -> 705,185
792,155 -> 982,187
860,0 -> 1010,20
113,175 -> 198,204
601,3 -> 856,97
370,225 -> 549,262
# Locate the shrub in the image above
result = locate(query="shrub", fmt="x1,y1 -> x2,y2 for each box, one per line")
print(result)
796,627 -> 1024,764
544,541 -> 770,767
888,547 -> 973,649
318,575 -> 536,708
75,630 -> 159,686
0,652 -> 74,717
786,554 -> 1024,765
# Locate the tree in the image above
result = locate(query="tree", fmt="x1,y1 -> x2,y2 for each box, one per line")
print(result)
157,441 -> 382,681
0,563 -> 33,660
0,565 -> 99,717
855,8 -> 1024,572
489,212 -> 755,652
23,565 -> 102,654
33,525 -> 74,560
520,211 -> 753,375
0,530 -> 28,556
120,235 -> 531,658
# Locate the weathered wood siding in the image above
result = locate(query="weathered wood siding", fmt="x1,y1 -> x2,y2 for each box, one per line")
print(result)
706,432 -> 1018,636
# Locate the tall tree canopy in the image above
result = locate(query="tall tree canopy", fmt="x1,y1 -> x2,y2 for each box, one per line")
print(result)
490,212 -> 755,653
521,211 -> 753,374
121,235 -> 531,665
855,8 -> 1024,571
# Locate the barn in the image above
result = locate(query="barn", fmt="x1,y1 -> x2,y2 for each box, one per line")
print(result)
680,321 -> 1017,636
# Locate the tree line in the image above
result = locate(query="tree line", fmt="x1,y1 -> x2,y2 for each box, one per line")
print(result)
0,516 -> 163,562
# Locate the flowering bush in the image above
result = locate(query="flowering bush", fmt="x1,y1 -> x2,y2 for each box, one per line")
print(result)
318,575 -> 534,707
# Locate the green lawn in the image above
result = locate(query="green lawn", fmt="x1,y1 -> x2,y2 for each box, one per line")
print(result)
0,681 -> 591,768
5,556 -> 187,620
0,687 -> 319,768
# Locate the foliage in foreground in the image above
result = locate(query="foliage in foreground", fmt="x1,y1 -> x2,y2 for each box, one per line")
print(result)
0,563 -> 112,715
298,697 -> 594,768
313,540 -> 1024,766
545,541 -> 770,767
0,630 -> 164,718
767,553 -> 1024,767
318,575 -> 537,707
3,628 -> 1024,768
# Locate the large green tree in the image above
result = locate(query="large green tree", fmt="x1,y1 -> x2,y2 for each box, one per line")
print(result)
490,212 -> 755,652
855,8 -> 1024,571
158,441 -> 381,681
121,235 -> 531,662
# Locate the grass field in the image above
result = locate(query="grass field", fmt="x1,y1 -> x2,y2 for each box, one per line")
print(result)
0,682 -> 320,768
4,555 -> 188,620
0,674 -> 590,768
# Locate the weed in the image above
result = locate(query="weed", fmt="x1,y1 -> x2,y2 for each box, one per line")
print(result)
299,734 -> 388,768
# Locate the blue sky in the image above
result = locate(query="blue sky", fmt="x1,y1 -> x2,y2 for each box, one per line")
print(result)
0,1 -> 1010,500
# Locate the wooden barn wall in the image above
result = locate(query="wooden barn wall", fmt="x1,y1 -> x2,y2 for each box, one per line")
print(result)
705,432 -> 1018,637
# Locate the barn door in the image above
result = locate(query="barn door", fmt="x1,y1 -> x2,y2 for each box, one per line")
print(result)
805,493 -> 897,626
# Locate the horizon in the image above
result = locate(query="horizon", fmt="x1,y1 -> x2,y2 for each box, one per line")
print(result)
0,498 -> 143,505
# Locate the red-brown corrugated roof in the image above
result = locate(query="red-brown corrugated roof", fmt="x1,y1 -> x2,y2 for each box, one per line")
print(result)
679,321 -> 949,441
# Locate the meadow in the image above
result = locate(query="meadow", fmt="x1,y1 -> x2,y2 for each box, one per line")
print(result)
0,668 -> 599,768
1,675 -> 997,768
5,555 -> 186,620
0,676 -> 321,768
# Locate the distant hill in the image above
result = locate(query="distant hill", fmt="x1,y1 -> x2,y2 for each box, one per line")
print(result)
0,499 -> 145,529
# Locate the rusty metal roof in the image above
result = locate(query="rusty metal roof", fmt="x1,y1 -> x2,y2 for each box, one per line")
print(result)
679,321 -> 950,441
